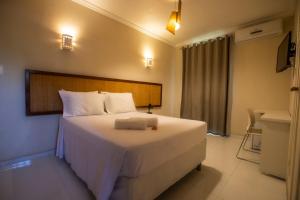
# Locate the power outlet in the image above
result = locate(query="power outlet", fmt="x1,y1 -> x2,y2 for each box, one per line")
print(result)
0,65 -> 3,75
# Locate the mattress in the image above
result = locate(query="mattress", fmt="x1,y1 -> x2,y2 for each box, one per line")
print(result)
56,112 -> 207,200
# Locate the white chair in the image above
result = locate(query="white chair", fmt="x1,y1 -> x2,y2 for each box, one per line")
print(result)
236,109 -> 262,164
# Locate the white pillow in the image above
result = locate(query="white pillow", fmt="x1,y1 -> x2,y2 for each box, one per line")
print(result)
59,90 -> 106,117
103,92 -> 136,114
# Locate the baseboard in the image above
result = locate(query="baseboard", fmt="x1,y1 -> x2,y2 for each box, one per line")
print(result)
230,133 -> 244,137
0,150 -> 55,172
207,132 -> 222,136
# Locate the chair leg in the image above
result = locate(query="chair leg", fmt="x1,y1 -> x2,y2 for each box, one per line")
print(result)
242,134 -> 260,154
236,134 -> 260,164
242,134 -> 250,151
236,133 -> 248,159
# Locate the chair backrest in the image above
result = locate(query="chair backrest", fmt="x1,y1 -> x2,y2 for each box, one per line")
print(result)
246,108 -> 256,132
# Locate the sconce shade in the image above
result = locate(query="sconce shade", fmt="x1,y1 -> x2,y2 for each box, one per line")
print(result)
61,34 -> 73,50
145,57 -> 153,68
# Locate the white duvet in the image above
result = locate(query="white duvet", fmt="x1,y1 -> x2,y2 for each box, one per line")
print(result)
56,112 -> 207,200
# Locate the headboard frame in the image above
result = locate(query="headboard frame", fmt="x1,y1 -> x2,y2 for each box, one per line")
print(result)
25,69 -> 162,116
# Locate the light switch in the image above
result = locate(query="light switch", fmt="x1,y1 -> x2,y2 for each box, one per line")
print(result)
0,65 -> 3,75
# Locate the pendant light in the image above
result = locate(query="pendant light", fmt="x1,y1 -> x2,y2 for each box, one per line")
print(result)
166,0 -> 182,35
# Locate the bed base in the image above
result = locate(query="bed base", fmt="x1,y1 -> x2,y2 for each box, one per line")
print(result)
110,138 -> 206,200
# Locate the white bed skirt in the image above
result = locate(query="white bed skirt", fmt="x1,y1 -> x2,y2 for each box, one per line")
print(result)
110,138 -> 207,200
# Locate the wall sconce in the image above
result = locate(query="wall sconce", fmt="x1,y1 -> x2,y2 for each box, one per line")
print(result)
61,34 -> 73,50
145,57 -> 153,68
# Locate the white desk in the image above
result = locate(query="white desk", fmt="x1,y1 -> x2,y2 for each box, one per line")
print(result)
260,111 -> 291,123
258,110 -> 291,179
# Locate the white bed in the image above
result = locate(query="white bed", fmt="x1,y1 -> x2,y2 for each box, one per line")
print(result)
56,112 -> 207,200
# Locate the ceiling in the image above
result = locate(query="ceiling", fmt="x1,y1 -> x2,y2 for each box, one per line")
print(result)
73,0 -> 296,46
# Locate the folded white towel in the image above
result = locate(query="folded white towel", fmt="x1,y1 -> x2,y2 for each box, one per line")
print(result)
130,117 -> 158,130
115,118 -> 147,130
114,117 -> 158,130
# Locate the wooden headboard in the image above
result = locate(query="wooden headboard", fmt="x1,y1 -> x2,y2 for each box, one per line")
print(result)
25,70 -> 162,116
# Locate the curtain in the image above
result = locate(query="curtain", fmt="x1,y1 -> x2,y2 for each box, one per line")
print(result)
181,36 -> 230,136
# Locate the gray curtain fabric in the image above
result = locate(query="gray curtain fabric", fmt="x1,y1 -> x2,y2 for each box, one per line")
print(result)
181,36 -> 230,136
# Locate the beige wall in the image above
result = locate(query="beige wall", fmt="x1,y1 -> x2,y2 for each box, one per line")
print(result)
172,48 -> 183,117
229,18 -> 293,135
0,0 -> 175,161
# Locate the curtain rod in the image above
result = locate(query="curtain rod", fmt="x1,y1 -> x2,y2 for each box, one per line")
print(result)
180,33 -> 233,49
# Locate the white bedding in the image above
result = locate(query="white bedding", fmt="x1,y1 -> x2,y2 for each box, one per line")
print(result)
56,112 -> 207,200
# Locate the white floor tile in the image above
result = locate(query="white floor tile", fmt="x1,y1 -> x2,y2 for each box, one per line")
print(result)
220,161 -> 286,200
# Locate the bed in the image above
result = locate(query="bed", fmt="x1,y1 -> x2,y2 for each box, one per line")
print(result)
56,112 -> 207,200
25,70 -> 207,200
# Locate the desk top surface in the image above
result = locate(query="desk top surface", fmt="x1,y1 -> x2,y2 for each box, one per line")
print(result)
255,110 -> 291,123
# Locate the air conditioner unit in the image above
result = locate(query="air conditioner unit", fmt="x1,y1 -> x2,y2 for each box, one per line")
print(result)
235,19 -> 283,43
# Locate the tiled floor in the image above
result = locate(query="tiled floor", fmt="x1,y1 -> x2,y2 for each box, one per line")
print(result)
0,135 -> 286,200
158,135 -> 285,200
